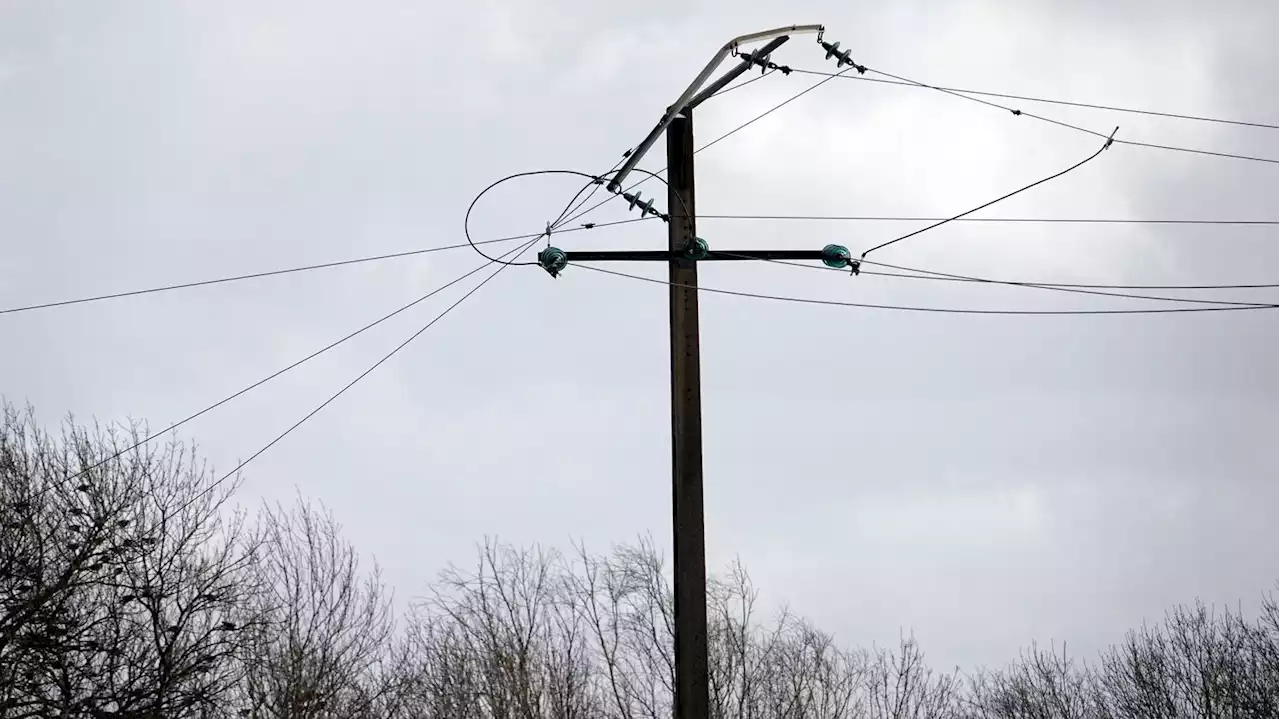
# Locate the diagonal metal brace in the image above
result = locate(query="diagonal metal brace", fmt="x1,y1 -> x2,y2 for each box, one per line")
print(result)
686,36 -> 791,108
606,24 -> 824,194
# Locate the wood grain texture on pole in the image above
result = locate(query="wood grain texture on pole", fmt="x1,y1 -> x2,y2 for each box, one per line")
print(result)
667,110 -> 709,719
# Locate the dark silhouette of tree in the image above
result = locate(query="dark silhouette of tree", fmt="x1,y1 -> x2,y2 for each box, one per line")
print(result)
965,642 -> 1101,719
236,495 -> 400,719
4,400 -> 1276,719
1,402 -> 262,718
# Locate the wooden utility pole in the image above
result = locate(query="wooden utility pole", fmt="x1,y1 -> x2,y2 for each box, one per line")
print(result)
666,109 -> 709,719
534,25 -> 840,719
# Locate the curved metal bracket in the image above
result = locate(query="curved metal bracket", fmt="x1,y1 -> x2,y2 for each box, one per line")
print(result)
605,23 -> 824,194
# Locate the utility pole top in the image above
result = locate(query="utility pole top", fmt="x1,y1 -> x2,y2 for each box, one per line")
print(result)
605,24 -> 824,194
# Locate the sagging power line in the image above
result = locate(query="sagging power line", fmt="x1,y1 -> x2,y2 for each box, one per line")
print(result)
697,214 -> 1279,225
173,236 -> 540,516
32,241 -> 538,506
572,263 -> 1278,315
788,67 -> 1279,130
0,219 -> 648,317
859,129 -> 1119,257
713,251 -> 1276,307
797,60 -> 1278,164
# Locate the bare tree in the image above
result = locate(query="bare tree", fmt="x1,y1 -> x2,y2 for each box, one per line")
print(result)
409,539 -> 600,719
1094,597 -> 1279,719
414,537 -> 876,719
963,593 -> 1280,719
864,634 -> 962,719
745,615 -> 867,719
1,401 -> 262,718
1259,588 -> 1279,678
10,401 -> 1280,719
964,642 -> 1099,719
236,495 -> 397,719
566,538 -> 674,719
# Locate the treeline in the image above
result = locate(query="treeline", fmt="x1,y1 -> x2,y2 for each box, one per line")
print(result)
1,403 -> 1276,718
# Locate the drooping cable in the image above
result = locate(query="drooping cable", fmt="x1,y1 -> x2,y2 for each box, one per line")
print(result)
859,258 -> 1279,292
793,66 -> 1277,164
707,68 -> 777,100
465,169 -> 610,266
560,66 -> 859,229
787,67 -> 1278,130
36,240 -> 536,501
715,251 -> 1276,306
572,263 -> 1277,315
1,220 -> 648,317
860,130 -> 1118,257
549,151 -> 636,234
696,214 -> 1277,226
172,236 -> 541,515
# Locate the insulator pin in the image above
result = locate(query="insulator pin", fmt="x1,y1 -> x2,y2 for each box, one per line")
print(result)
684,237 -> 710,260
538,246 -> 568,278
821,243 -> 860,274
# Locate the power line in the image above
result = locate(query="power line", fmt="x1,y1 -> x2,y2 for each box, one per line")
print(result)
573,263 -> 1278,315
788,67 -> 1279,130
0,219 -> 650,317
1118,138 -> 1278,164
562,58 -> 1274,232
727,252 -> 1274,304
695,64 -> 857,156
174,236 -> 540,516
550,152 -> 637,233
795,66 -> 1277,164
857,262 -> 1278,291
698,214 -> 1278,226
707,68 -> 777,99
855,257 -> 1274,291
466,169 -> 620,266
38,240 -> 536,502
861,130 -> 1117,257
561,67 -> 858,228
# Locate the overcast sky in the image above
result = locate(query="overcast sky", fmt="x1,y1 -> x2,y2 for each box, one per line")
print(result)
1,0 -> 1276,671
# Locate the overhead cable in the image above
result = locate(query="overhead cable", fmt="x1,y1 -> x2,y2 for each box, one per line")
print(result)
720,251 -> 1275,306
795,65 -> 1277,164
573,264 -> 1277,315
561,67 -> 858,228
40,240 -> 536,499
173,236 -> 541,514
860,129 -> 1119,257
698,214 -> 1277,226
787,67 -> 1279,130
2,219 -> 649,316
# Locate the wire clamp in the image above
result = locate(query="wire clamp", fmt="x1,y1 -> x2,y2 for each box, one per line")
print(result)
1104,126 -> 1119,150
